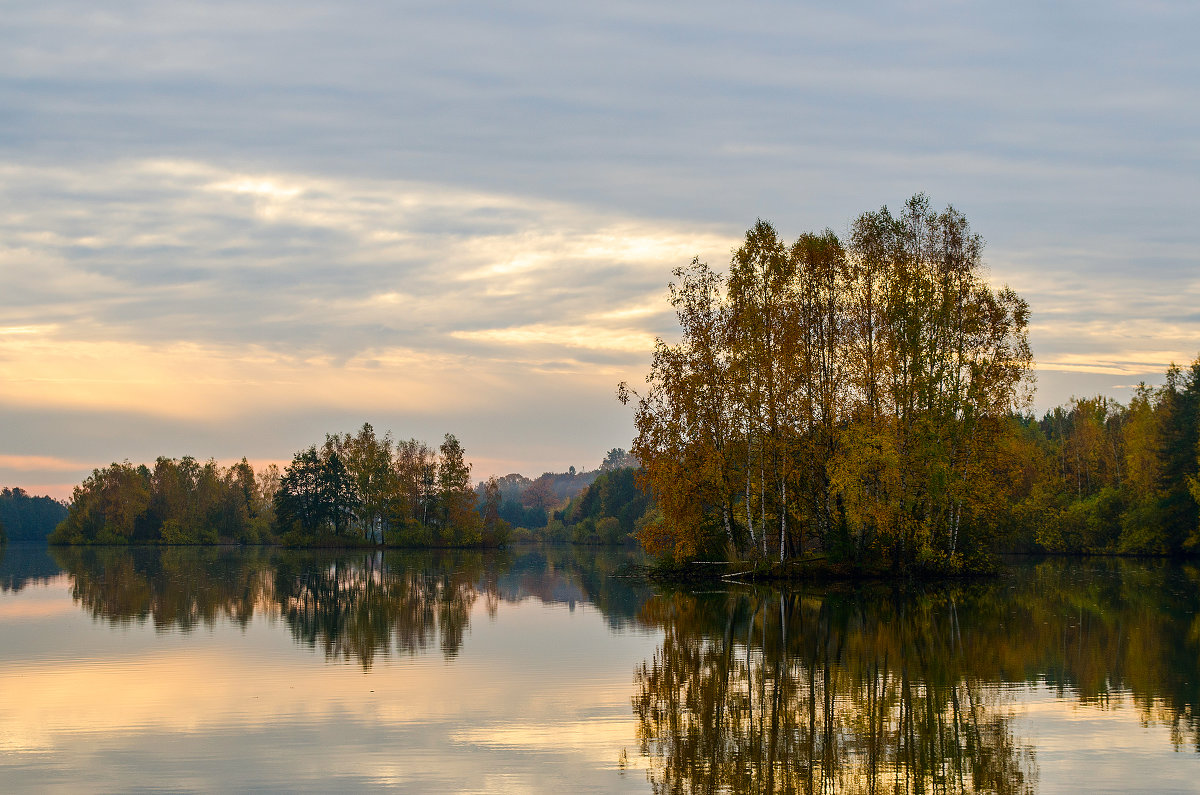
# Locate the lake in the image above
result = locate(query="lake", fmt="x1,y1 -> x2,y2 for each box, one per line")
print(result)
2,545 -> 1199,793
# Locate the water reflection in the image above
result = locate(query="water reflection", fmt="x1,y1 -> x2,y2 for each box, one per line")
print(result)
634,590 -> 1036,794
0,544 -> 63,592
273,550 -> 488,664
51,545 -> 275,630
631,559 -> 1200,793
11,545 -> 1200,792
46,544 -> 653,669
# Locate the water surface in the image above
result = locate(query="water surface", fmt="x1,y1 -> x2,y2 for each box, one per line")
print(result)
2,546 -> 1200,792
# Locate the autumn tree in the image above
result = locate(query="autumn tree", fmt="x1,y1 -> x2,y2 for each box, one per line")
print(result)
437,433 -> 481,545
621,259 -> 738,560
50,462 -> 153,544
622,196 -> 1034,571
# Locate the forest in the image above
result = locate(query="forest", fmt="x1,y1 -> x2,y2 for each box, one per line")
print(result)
46,423 -> 644,549
621,195 -> 1200,572
49,425 -> 505,547
0,487 -> 68,545
1002,374 -> 1200,556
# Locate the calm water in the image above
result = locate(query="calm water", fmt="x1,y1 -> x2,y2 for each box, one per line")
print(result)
2,545 -> 1200,793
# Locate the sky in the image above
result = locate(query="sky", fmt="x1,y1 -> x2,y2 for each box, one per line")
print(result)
2,0 -> 1198,499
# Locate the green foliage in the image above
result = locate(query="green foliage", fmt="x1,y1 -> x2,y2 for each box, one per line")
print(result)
1013,362 -> 1200,556
384,518 -> 433,548
596,516 -> 622,545
158,518 -> 216,545
50,462 -> 153,545
543,519 -> 568,542
273,428 -> 493,548
571,516 -> 596,544
478,476 -> 510,547
557,467 -> 650,546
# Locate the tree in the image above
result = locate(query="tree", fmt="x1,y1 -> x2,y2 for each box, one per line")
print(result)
438,434 -> 480,545
599,448 -> 638,471
480,476 -> 510,546
275,447 -> 326,535
319,451 -> 359,536
394,438 -> 437,529
330,423 -> 394,541
622,197 -> 1034,570
621,258 -> 738,560
50,462 -> 152,544
49,425 -> 495,550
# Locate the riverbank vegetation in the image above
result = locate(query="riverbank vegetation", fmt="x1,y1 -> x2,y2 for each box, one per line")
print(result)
618,195 -> 1200,573
46,427 -> 644,549
48,425 -> 510,548
1002,369 -> 1200,555
488,448 -> 640,542
539,465 -> 650,545
621,195 -> 1035,573
49,454 -> 279,546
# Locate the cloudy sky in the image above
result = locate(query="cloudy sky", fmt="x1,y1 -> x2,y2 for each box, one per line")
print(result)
2,0 -> 1198,498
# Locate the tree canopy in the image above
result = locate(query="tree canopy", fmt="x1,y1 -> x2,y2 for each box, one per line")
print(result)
50,424 -> 509,548
621,196 -> 1034,571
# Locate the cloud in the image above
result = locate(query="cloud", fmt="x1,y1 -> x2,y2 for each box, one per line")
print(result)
452,324 -> 659,354
1,0 -> 1199,483
0,159 -> 731,358
0,157 -> 737,486
0,455 -> 92,473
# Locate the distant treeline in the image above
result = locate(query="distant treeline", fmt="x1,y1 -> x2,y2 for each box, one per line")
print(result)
491,448 -> 648,545
50,425 -> 504,547
48,425 -> 647,548
270,426 -> 509,548
539,466 -> 651,545
51,455 -> 280,546
0,488 -> 68,545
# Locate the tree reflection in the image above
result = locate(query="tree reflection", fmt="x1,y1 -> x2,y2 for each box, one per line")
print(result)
1001,558 -> 1200,752
633,589 -> 1036,794
44,544 -> 653,670
273,550 -> 490,666
0,543 -> 63,592
631,559 -> 1200,792
633,588 -> 1036,792
40,545 -> 1200,779
50,545 -> 274,630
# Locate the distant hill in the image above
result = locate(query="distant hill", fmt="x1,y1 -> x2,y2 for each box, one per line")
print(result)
477,448 -> 641,532
0,488 -> 69,545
